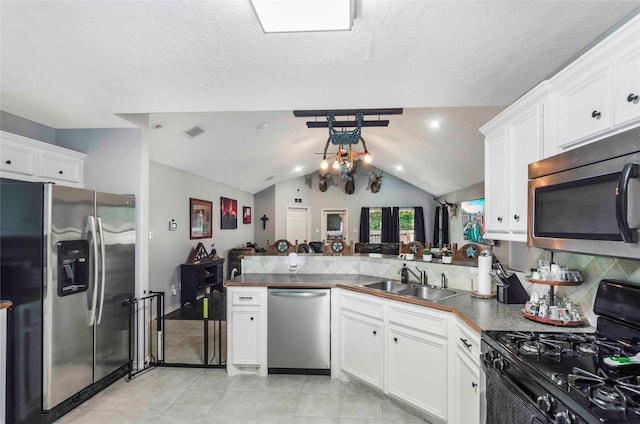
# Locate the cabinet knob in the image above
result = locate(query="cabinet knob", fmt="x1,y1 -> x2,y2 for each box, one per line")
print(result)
5,160 -> 11,165
372,330 -> 377,336
497,216 -> 503,223
513,214 -> 520,222
472,382 -> 478,388
393,337 -> 398,343
591,110 -> 601,119
250,317 -> 254,321
628,93 -> 639,104
58,170 -> 64,174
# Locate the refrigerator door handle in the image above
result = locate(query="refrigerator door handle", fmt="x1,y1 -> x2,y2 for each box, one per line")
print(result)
88,215 -> 99,326
96,216 -> 107,325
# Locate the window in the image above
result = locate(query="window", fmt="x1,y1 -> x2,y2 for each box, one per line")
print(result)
399,208 -> 415,243
369,208 -> 382,242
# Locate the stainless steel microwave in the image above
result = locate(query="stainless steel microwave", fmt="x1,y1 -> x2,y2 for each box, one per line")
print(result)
528,127 -> 640,259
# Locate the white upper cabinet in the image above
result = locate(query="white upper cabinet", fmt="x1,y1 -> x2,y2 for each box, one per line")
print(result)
614,36 -> 640,126
0,131 -> 86,187
483,128 -> 509,236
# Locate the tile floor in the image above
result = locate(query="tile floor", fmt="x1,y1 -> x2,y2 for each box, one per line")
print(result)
155,319 -> 227,365
56,368 -> 430,424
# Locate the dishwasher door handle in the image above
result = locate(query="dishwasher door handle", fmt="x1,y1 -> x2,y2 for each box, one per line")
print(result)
270,291 -> 327,298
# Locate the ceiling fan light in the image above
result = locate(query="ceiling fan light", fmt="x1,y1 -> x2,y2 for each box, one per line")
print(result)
320,159 -> 329,170
332,160 -> 340,170
364,152 -> 372,163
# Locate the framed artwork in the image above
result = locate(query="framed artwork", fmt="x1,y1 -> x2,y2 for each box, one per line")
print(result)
221,197 -> 238,229
461,198 -> 490,245
190,198 -> 213,239
243,206 -> 252,224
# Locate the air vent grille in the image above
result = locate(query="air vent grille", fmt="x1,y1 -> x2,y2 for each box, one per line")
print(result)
184,126 -> 205,138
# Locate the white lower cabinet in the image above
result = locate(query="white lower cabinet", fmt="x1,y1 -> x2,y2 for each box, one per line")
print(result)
340,311 -> 384,389
450,319 -> 484,424
226,287 -> 267,376
387,324 -> 448,421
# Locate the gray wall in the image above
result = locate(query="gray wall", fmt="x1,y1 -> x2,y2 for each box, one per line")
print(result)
149,161 -> 254,311
270,168 -> 438,245
254,184 -> 275,248
1,110 -> 56,144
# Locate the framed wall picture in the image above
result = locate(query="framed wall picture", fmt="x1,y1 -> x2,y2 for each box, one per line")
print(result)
461,198 -> 490,245
190,198 -> 213,239
243,206 -> 251,224
221,197 -> 238,229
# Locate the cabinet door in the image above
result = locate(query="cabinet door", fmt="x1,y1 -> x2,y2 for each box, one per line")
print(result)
0,140 -> 35,177
614,38 -> 640,126
387,326 -> 448,421
340,312 -> 384,389
231,309 -> 260,365
38,152 -> 82,183
453,350 -> 481,424
556,62 -> 614,148
484,129 -> 508,235
508,104 -> 544,235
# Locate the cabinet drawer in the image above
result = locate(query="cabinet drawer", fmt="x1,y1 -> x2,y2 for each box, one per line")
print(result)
38,152 -> 82,183
388,302 -> 448,337
340,290 -> 384,319
0,143 -> 34,176
456,321 -> 480,365
231,289 -> 263,306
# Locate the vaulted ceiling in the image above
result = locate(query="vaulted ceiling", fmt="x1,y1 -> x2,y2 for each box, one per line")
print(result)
1,1 -> 638,195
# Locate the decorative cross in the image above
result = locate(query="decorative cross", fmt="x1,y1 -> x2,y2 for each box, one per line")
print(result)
260,214 -> 269,230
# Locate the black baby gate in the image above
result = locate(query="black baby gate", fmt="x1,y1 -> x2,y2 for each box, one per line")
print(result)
125,290 -> 226,380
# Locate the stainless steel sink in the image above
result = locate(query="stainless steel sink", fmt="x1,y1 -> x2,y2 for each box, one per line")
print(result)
364,280 -> 407,293
398,286 -> 458,302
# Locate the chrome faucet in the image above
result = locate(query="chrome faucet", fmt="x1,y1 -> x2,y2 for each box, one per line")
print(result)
404,265 -> 427,285
441,273 -> 447,289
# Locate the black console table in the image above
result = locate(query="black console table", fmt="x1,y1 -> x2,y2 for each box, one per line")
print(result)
180,258 -> 225,309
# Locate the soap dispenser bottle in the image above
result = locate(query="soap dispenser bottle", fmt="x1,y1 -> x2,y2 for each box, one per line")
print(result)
400,263 -> 409,284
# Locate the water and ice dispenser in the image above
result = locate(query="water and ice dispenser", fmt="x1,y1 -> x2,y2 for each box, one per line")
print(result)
57,240 -> 89,296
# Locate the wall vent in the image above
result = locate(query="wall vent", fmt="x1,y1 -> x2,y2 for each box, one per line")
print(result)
184,126 -> 205,138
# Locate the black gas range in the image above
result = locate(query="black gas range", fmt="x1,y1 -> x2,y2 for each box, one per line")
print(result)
482,280 -> 640,424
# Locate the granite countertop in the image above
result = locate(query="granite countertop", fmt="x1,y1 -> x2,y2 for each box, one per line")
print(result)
226,274 -> 596,334
0,300 -> 12,309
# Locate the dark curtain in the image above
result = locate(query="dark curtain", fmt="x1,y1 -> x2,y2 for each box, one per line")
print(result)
442,205 -> 450,246
381,207 -> 392,242
390,207 -> 400,243
359,207 -> 370,242
433,206 -> 441,247
414,207 -> 426,243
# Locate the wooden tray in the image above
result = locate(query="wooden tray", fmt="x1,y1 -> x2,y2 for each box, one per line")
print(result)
524,277 -> 582,286
520,309 -> 585,327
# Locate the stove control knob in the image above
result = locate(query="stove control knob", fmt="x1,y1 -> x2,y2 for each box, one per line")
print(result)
555,411 -> 572,424
536,394 -> 553,413
492,356 -> 505,371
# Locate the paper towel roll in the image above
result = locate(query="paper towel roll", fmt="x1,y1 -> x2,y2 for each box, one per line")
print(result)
477,255 -> 492,294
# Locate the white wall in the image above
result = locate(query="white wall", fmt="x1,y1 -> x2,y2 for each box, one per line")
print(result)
254,184 -> 275,248
149,161 -> 254,311
271,167 -> 438,245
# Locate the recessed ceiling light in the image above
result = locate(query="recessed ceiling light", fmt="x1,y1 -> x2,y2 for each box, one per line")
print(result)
429,120 -> 440,129
250,0 -> 354,33
265,176 -> 274,181
294,166 -> 303,172
184,126 -> 205,138
395,165 -> 404,171
151,123 -> 164,130
256,122 -> 268,130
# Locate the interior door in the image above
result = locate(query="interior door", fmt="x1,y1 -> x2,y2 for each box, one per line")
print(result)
94,192 -> 136,381
285,207 -> 308,243
44,185 -> 94,410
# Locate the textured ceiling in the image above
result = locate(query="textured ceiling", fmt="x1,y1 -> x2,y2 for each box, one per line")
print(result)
1,1 -> 639,195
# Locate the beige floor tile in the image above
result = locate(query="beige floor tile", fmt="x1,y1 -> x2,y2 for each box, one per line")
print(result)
338,394 -> 383,419
296,393 -> 340,418
253,392 -> 301,416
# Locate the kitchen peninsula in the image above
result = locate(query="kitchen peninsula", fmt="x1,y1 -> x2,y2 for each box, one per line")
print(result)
226,254 -> 594,423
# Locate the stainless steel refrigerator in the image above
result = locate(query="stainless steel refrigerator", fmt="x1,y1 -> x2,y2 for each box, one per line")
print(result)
1,181 -> 135,423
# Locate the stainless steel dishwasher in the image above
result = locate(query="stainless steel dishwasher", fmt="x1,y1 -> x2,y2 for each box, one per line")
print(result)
268,288 -> 331,374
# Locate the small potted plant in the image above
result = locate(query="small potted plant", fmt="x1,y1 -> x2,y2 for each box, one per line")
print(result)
440,246 -> 453,264
423,248 -> 432,262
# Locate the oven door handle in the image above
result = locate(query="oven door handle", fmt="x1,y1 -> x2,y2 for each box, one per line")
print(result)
482,356 -> 549,423
616,162 -> 639,243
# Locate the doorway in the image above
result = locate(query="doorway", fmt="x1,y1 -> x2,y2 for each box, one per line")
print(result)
286,207 -> 309,244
